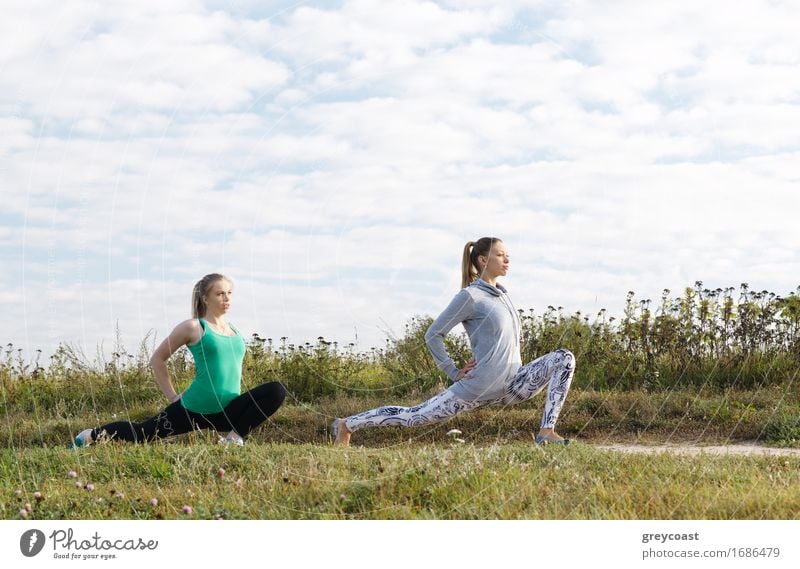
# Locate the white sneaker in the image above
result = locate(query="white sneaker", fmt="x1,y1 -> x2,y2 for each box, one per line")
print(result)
218,435 -> 244,447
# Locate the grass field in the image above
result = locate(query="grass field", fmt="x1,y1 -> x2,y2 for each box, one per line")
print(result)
4,305 -> 800,520
3,387 -> 800,520
4,440 -> 799,520
6,387 -> 800,448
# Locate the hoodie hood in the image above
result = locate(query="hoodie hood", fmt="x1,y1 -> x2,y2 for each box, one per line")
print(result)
469,279 -> 506,297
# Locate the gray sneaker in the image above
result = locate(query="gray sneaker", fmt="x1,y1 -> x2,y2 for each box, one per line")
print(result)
535,434 -> 570,446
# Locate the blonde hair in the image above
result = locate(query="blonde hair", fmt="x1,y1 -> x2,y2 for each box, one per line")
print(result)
461,237 -> 501,288
191,273 -> 231,318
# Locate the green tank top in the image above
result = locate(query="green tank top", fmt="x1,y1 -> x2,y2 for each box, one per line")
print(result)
180,319 -> 246,414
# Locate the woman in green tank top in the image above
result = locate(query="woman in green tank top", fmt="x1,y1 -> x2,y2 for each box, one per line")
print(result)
70,274 -> 286,447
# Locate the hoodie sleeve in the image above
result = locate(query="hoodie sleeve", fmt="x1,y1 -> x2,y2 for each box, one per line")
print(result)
424,289 -> 474,382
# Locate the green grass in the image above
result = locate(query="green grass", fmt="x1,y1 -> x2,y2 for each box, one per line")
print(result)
3,387 -> 800,520
4,360 -> 800,520
5,284 -> 800,520
3,441 -> 798,520
7,387 -> 798,448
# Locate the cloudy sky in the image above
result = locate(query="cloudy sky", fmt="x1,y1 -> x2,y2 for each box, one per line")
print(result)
2,0 -> 799,361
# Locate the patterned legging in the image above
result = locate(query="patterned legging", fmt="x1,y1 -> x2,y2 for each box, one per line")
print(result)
344,348 -> 575,432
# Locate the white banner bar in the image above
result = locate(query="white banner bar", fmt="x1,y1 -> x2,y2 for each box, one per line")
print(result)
2,520 -> 798,568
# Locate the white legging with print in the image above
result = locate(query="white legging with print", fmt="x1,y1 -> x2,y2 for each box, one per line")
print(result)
344,348 -> 575,432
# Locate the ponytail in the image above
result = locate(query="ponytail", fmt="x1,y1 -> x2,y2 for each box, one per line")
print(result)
460,237 -> 501,289
461,242 -> 477,289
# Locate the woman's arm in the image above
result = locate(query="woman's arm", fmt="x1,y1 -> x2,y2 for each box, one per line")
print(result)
149,319 -> 202,402
424,289 -> 475,382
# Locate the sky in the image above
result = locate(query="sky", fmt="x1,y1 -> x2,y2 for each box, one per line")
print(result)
2,0 -> 800,362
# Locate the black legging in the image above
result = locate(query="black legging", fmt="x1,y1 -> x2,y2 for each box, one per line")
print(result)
92,381 -> 286,443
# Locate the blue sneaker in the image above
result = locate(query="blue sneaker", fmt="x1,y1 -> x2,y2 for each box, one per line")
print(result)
68,429 -> 93,449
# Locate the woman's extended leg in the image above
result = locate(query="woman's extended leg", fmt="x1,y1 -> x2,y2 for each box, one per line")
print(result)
502,348 -> 575,435
335,388 -> 480,445
87,400 -> 196,443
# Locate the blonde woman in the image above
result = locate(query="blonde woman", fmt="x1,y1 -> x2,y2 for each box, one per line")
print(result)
333,238 -> 575,446
70,273 -> 285,447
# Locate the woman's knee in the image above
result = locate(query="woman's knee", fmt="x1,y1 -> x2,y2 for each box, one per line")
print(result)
252,381 -> 287,402
271,381 -> 287,404
256,381 -> 287,411
556,348 -> 576,369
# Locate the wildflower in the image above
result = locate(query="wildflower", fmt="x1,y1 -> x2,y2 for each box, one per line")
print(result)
182,505 -> 193,515
218,468 -> 225,477
67,470 -> 77,478
75,482 -> 83,489
19,509 -> 28,518
25,503 -> 32,512
34,492 -> 43,501
149,498 -> 158,507
85,484 -> 95,491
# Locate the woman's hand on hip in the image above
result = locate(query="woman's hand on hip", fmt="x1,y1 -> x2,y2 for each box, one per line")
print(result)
456,359 -> 477,381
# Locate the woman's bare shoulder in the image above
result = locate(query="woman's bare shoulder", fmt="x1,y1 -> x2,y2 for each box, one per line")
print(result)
172,318 -> 204,343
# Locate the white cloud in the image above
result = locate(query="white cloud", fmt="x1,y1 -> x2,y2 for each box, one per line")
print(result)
2,0 -> 799,359
269,0 -> 501,61
1,1 -> 289,118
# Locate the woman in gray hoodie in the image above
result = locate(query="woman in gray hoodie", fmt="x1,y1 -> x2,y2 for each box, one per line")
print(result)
332,237 -> 575,446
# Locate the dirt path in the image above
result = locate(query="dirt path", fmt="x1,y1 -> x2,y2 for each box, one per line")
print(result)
595,442 -> 800,457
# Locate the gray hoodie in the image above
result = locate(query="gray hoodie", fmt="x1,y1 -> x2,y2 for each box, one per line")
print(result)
424,279 -> 522,402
